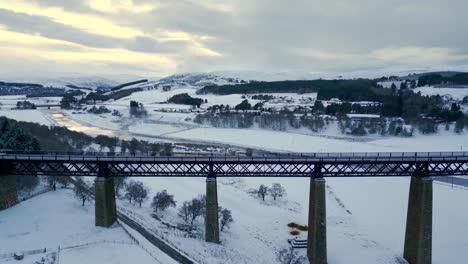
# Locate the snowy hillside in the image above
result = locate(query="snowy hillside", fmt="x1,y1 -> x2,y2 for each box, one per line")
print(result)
414,86 -> 468,100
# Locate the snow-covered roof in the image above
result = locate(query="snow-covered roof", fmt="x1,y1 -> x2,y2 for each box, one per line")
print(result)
346,114 -> 381,119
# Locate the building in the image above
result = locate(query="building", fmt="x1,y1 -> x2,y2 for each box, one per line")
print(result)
346,114 -> 381,122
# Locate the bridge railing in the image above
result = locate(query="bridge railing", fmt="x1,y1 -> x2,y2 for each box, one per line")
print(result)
2,150 -> 468,159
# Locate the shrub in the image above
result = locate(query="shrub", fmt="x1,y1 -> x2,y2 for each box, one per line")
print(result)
289,230 -> 300,236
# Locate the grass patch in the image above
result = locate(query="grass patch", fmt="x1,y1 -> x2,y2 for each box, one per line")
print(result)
287,222 -> 309,231
290,230 -> 300,236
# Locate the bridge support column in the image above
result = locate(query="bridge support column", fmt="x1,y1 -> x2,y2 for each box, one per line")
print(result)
404,176 -> 432,264
0,161 -> 18,210
307,177 -> 327,264
95,164 -> 117,227
205,175 -> 220,243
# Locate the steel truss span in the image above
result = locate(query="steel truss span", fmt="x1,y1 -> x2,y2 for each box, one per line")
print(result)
1,151 -> 467,177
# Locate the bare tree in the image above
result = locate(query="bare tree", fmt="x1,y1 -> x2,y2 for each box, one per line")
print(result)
125,180 -> 149,207
151,190 -> 176,212
219,208 -> 234,231
17,176 -> 39,195
57,176 -> 70,188
269,183 -> 286,200
47,176 -> 57,190
178,195 -> 205,224
74,178 -> 90,206
276,247 -> 307,264
113,176 -> 128,198
135,185 -> 148,208
257,184 -> 268,201
178,201 -> 191,223
189,197 -> 204,224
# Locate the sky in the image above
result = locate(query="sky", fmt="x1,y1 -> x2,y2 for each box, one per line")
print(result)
0,0 -> 467,78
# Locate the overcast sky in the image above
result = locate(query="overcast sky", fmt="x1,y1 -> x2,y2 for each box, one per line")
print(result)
1,0 -> 467,78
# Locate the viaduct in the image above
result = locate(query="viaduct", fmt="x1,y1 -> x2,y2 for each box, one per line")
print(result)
1,151 -> 468,264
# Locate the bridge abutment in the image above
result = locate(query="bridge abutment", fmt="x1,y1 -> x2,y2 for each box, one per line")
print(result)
205,175 -> 220,243
307,176 -> 327,264
0,161 -> 18,210
404,175 -> 432,264
95,164 -> 117,227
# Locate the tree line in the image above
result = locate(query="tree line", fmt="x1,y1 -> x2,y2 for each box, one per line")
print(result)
417,72 -> 468,87
0,116 -> 174,194
197,79 -> 377,102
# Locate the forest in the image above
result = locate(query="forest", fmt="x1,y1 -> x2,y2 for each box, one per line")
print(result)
417,73 -> 468,86
0,116 -> 174,194
197,79 -> 378,101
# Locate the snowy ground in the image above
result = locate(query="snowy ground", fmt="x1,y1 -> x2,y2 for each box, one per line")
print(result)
1,86 -> 468,263
0,109 -> 56,125
0,95 -> 62,107
111,126 -> 468,264
0,189 -> 173,264
166,127 -> 468,153
59,243 -> 163,264
414,86 -> 468,100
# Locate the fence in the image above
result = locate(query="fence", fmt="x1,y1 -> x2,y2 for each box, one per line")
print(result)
3,149 -> 468,159
61,240 -> 136,251
0,247 -> 51,260
67,177 -> 196,264
0,240 -> 138,262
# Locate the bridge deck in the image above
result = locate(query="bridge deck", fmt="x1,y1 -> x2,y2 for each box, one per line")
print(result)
1,151 -> 468,177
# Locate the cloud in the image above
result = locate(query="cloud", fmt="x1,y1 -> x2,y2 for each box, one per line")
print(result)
372,47 -> 468,65
1,0 -> 468,77
0,8 -> 197,54
87,0 -> 157,14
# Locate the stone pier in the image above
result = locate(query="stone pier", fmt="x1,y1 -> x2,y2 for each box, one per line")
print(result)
0,161 -> 17,210
307,177 -> 327,264
403,176 -> 433,264
205,176 -> 220,243
94,164 -> 117,227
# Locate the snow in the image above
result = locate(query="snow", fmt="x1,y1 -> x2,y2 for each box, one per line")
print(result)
59,243 -> 160,264
2,71 -> 468,263
414,86 -> 468,100
346,113 -> 381,119
0,109 -> 56,126
0,95 -> 61,125
0,76 -> 131,89
0,189 -> 170,264
0,95 -> 62,107
166,127 -> 468,153
329,177 -> 468,264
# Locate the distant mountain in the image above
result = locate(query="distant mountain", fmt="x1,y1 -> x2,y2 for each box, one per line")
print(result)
156,73 -> 242,87
0,75 -> 142,90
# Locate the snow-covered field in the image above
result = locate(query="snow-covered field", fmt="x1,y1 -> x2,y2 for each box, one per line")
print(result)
0,189 -> 174,264
0,95 -> 61,125
414,86 -> 468,100
0,95 -> 62,107
0,109 -> 56,126
167,127 -> 468,153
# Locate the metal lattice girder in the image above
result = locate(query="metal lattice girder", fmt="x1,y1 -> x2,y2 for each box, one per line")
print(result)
2,152 -> 468,177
